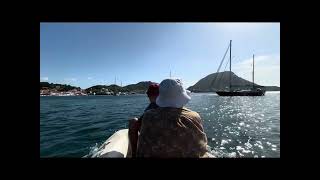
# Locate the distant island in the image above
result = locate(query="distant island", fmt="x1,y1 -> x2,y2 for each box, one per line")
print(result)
40,72 -> 279,96
85,81 -> 157,95
187,71 -> 280,92
40,82 -> 81,91
40,82 -> 85,96
40,81 -> 157,96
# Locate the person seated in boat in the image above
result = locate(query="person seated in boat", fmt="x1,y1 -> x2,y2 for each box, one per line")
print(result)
128,83 -> 159,157
136,78 -> 210,158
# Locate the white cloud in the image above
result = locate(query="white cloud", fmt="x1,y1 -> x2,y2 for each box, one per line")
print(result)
232,54 -> 280,86
40,77 -> 48,81
87,77 -> 93,80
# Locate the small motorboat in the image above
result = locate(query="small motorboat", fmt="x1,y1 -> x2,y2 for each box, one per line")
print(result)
90,129 -> 131,158
88,129 -> 215,158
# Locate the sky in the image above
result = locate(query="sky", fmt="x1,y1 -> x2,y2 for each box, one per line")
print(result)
40,23 -> 280,89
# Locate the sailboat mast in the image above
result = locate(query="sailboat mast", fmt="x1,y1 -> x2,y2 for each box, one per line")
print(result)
229,40 -> 232,91
253,54 -> 255,89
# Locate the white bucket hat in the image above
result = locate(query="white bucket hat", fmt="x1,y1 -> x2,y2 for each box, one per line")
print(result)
156,78 -> 191,108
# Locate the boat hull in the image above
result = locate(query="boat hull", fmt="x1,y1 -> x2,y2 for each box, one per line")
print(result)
216,90 -> 265,96
90,129 -> 131,158
88,129 -> 215,158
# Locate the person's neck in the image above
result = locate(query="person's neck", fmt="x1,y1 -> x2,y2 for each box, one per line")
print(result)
148,96 -> 157,103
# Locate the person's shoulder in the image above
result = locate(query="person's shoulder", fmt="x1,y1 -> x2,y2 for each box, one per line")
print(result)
182,107 -> 201,120
141,107 -> 161,125
144,103 -> 159,112
143,107 -> 160,117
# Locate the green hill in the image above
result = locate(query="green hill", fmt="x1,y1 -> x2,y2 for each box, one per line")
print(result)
187,71 -> 280,92
40,82 -> 80,91
123,81 -> 156,93
85,81 -> 157,94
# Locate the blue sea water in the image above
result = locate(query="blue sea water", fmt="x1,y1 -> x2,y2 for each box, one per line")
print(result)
40,92 -> 280,158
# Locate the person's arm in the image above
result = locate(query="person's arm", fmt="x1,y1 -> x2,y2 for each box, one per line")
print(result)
191,112 -> 210,157
128,117 -> 141,158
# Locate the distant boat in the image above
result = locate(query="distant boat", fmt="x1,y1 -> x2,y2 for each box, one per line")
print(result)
216,89 -> 265,96
215,40 -> 266,96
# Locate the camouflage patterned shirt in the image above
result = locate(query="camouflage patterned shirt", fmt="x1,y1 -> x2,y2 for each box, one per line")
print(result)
137,107 -> 208,158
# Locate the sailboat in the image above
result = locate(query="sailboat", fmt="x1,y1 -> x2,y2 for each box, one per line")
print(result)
215,40 -> 266,96
113,76 -> 119,96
